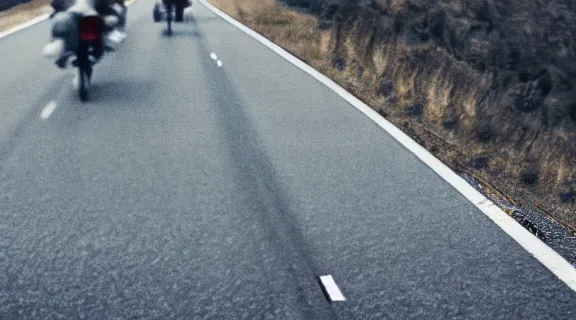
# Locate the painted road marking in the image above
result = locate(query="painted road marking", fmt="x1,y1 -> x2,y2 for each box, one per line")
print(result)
319,275 -> 346,302
0,14 -> 50,40
217,60 -> 223,67
199,0 -> 576,292
210,52 -> 217,60
40,101 -> 57,120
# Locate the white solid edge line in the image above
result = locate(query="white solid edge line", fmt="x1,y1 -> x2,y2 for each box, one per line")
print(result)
40,101 -> 57,120
199,0 -> 576,292
0,0 -> 139,40
0,13 -> 50,40
319,275 -> 346,301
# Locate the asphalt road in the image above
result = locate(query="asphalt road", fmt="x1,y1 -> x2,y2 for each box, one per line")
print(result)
0,1 -> 575,319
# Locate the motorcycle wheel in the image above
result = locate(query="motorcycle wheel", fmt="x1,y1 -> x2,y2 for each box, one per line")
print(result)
78,64 -> 92,102
175,6 -> 184,22
153,4 -> 161,22
165,4 -> 172,35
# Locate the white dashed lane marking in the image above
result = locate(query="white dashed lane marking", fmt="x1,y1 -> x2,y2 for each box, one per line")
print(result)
40,101 -> 57,120
210,52 -> 223,67
319,275 -> 346,302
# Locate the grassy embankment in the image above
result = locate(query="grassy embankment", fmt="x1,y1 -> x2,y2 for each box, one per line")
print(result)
210,0 -> 576,232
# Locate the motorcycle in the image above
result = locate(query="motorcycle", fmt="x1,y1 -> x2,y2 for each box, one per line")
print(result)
73,15 -> 106,101
152,0 -> 190,36
44,2 -> 123,101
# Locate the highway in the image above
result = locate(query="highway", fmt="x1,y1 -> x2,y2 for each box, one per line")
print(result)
0,0 -> 575,318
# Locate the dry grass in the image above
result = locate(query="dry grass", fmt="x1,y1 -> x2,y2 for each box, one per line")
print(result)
210,0 -> 274,19
211,0 -> 576,229
0,0 -> 51,33
212,0 -> 325,64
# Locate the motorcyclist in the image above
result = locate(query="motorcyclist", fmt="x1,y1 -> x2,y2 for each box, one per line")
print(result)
52,0 -> 127,40
43,0 -> 127,65
158,0 -> 192,22
94,0 -> 127,41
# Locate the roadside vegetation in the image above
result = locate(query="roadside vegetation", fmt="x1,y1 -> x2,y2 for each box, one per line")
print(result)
210,0 -> 576,232
0,0 -> 51,33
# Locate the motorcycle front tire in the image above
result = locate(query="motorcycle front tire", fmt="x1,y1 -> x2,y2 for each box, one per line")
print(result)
175,5 -> 184,22
78,67 -> 89,102
153,4 -> 161,22
77,61 -> 92,102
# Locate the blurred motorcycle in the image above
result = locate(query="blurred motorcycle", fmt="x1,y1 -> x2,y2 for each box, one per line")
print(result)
43,1 -> 125,101
153,0 -> 192,35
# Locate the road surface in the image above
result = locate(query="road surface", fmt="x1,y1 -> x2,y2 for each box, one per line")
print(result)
0,0 -> 575,319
